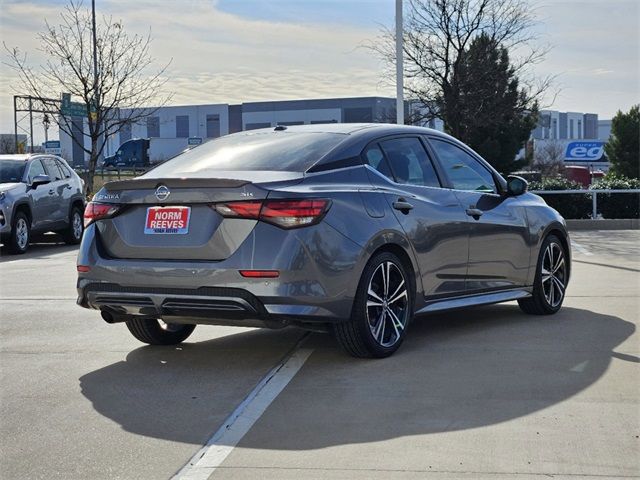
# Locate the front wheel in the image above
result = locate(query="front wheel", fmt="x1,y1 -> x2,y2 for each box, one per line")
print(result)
334,252 -> 414,358
7,211 -> 30,254
125,318 -> 196,345
518,234 -> 568,315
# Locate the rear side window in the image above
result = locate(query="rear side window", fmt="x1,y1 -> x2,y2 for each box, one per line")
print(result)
148,132 -> 346,175
380,137 -> 441,187
56,160 -> 72,178
430,139 -> 497,194
364,144 -> 393,180
42,158 -> 63,181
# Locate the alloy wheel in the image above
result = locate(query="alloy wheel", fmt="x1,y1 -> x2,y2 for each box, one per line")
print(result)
72,211 -> 83,240
541,242 -> 566,308
366,261 -> 409,347
16,218 -> 29,250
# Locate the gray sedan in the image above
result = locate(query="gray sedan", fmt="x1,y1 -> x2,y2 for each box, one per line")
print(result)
77,124 -> 570,357
0,154 -> 85,253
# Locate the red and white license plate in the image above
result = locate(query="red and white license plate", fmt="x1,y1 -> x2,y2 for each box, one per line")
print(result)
144,206 -> 191,235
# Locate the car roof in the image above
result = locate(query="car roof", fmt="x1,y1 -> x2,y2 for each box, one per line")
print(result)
0,154 -> 32,161
239,122 -> 450,137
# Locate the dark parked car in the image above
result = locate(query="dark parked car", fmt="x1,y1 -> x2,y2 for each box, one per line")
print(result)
77,124 -> 570,357
0,154 -> 85,254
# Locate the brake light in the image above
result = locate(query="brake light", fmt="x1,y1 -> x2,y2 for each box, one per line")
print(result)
214,199 -> 330,229
239,270 -> 280,278
261,200 -> 330,228
84,202 -> 120,227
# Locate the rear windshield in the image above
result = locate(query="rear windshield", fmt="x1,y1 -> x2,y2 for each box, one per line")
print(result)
0,160 -> 26,183
147,131 -> 346,175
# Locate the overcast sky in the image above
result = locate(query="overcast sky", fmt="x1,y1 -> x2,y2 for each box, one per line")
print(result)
0,0 -> 638,143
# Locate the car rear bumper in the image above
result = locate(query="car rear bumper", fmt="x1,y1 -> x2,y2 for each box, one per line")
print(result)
77,221 -> 366,328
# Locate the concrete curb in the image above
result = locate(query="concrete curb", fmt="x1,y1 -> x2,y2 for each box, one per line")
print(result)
566,219 -> 640,230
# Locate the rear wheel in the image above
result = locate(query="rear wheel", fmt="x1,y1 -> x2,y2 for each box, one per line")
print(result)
334,252 -> 413,358
518,234 -> 567,315
125,318 -> 196,345
7,211 -> 30,254
62,205 -> 84,244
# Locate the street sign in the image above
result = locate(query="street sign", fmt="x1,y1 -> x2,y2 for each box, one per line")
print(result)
60,92 -> 91,117
188,137 -> 203,146
564,141 -> 605,162
44,140 -> 61,155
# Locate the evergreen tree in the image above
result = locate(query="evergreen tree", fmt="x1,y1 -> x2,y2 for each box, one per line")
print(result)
446,33 -> 538,174
605,105 -> 639,179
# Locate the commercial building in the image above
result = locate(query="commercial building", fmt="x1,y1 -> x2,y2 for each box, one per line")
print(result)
60,97 -> 401,166
531,110 -> 599,140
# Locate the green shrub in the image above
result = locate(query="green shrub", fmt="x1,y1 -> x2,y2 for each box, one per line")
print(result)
590,175 -> 640,219
528,177 -> 592,219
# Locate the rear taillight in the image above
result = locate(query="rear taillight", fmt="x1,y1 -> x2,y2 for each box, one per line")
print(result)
214,199 -> 330,229
84,202 -> 120,227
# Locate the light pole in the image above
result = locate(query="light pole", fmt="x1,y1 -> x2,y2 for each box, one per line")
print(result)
395,0 -> 404,125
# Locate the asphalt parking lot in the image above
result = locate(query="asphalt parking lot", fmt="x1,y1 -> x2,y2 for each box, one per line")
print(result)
1,230 -> 638,480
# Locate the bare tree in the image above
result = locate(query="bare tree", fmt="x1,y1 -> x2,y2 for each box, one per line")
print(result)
533,139 -> 566,178
5,0 -> 171,194
370,0 -> 553,126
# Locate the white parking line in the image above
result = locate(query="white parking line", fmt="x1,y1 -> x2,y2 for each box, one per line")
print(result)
571,240 -> 593,256
173,335 -> 314,480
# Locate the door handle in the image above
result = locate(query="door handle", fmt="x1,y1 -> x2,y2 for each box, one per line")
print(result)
393,199 -> 414,213
48,189 -> 55,195
466,207 -> 483,219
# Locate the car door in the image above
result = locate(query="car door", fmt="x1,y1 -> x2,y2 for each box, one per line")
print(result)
55,158 -> 77,215
365,136 -> 469,297
41,157 -> 68,224
25,159 -> 52,231
426,137 -> 530,290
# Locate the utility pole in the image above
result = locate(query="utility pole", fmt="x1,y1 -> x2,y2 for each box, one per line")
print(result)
395,0 -> 404,125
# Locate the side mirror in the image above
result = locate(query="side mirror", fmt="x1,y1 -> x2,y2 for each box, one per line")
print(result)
506,175 -> 528,196
31,174 -> 51,188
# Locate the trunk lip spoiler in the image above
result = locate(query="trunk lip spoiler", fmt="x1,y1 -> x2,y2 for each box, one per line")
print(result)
103,177 -> 251,191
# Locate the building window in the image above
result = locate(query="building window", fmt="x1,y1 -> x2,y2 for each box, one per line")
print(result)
176,115 -> 189,138
344,107 -> 373,123
206,114 -> 221,138
569,119 -> 574,139
147,116 -> 160,138
245,122 -> 271,130
277,121 -> 304,126
578,120 -> 582,139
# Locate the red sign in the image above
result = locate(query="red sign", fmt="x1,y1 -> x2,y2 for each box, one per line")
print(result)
144,206 -> 191,234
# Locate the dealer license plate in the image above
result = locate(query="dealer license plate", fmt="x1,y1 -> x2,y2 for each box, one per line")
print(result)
144,206 -> 191,234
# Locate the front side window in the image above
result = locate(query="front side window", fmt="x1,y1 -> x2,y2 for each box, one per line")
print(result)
380,137 -> 440,187
429,139 -> 497,194
27,160 -> 46,183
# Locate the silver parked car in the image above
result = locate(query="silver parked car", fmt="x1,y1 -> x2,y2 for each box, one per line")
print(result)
0,154 -> 85,254
77,124 -> 570,358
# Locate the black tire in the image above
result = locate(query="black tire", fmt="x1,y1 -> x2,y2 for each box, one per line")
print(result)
125,318 -> 196,345
334,251 -> 414,358
518,234 -> 568,315
62,205 -> 84,244
7,211 -> 30,254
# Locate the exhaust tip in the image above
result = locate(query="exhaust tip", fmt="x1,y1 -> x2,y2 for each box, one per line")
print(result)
101,310 -> 117,324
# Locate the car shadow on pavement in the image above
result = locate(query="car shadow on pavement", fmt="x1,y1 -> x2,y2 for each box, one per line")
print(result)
79,305 -> 635,449
0,235 -> 78,262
